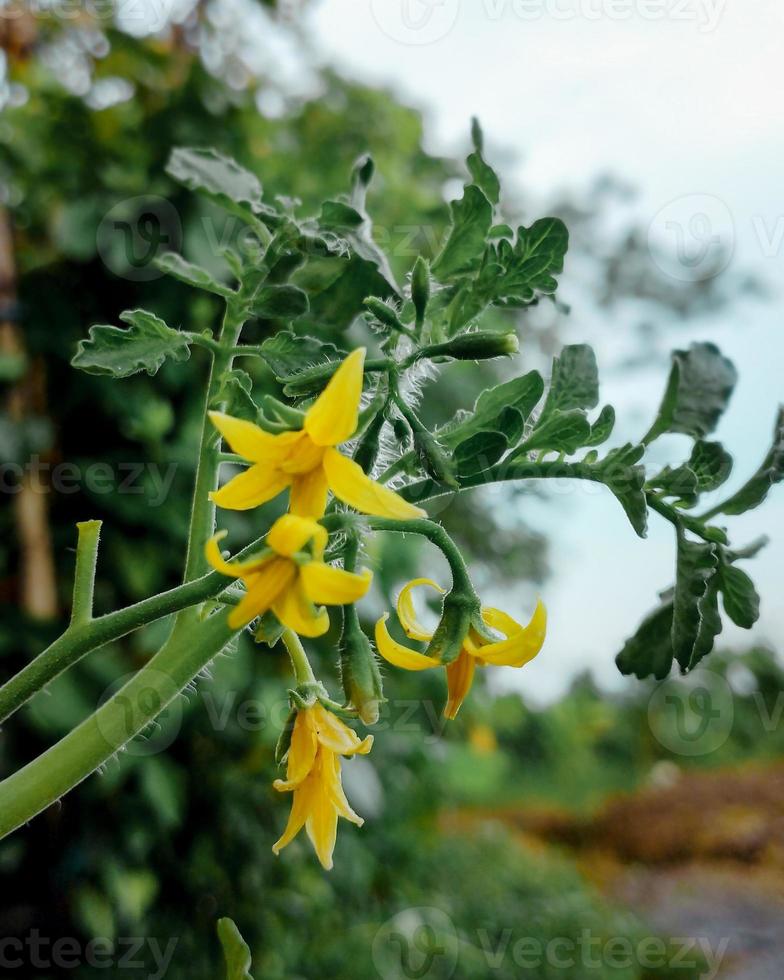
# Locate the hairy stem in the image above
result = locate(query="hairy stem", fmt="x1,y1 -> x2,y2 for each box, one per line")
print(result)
70,520 -> 102,627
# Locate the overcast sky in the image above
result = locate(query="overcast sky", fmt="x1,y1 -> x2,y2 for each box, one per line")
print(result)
307,0 -> 784,699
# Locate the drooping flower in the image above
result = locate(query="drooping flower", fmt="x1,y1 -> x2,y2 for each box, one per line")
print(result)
208,348 -> 425,520
206,514 -> 371,635
375,578 -> 546,719
273,701 -> 373,870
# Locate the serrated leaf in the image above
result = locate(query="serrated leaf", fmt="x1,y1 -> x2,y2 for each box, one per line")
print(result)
455,431 -> 508,476
441,371 -> 544,448
645,342 -> 737,443
217,918 -> 254,980
167,148 -> 264,214
616,601 -> 674,680
154,252 -> 232,297
213,369 -> 259,423
592,443 -> 648,537
719,563 -> 760,629
672,531 -> 720,670
586,404 -> 616,447
688,440 -> 733,493
432,184 -> 493,280
494,217 -> 569,305
319,200 -> 364,229
522,409 -> 592,455
72,310 -> 191,378
541,344 -> 600,420
257,331 -> 347,383
248,285 -> 309,319
710,407 -> 784,516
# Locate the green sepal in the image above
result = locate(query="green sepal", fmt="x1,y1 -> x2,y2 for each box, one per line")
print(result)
339,621 -> 385,725
424,592 -> 478,666
274,707 -> 297,764
217,918 -> 255,980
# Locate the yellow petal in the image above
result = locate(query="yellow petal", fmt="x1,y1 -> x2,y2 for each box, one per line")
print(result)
272,779 -> 314,855
227,557 -> 296,629
209,411 -> 302,463
266,514 -> 328,559
324,752 -> 364,826
374,614 -> 440,671
289,466 -> 330,519
284,709 -> 318,786
305,771 -> 339,871
323,448 -> 426,520
310,703 -> 373,756
304,348 -> 366,447
272,579 -> 330,638
478,600 -> 547,668
396,577 -> 444,642
300,563 -> 372,606
444,649 -> 476,720
210,463 -> 290,511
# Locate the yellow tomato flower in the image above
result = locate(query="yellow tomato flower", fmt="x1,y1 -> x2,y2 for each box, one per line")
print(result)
206,514 -> 372,636
273,701 -> 373,870
208,348 -> 426,520
375,578 -> 547,719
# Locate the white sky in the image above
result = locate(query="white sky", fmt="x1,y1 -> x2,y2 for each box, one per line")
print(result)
308,0 -> 784,699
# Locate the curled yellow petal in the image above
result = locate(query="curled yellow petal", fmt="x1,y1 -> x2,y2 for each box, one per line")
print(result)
272,778 -> 313,856
272,580 -> 330,638
209,411 -> 300,463
324,752 -> 364,825
227,558 -> 297,630
396,577 -> 444,642
205,531 -> 270,579
289,466 -> 330,519
282,709 -> 318,786
300,563 -> 372,606
478,600 -> 547,668
323,448 -> 426,521
267,514 -> 328,559
210,463 -> 291,511
444,648 -> 476,720
374,614 -> 441,671
310,703 -> 373,756
304,348 -> 366,447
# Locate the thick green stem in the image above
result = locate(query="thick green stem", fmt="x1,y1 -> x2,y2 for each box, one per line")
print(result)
0,609 -> 238,840
281,630 -> 316,686
70,520 -> 102,627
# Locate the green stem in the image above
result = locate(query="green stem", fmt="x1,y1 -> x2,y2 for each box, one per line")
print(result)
364,517 -> 475,596
0,609 -> 238,840
0,534 -> 267,724
70,520 -> 102,627
281,630 -> 316,686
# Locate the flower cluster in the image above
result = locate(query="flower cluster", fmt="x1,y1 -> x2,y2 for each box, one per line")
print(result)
206,349 -> 546,868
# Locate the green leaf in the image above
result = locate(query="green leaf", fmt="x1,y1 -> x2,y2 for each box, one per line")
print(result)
586,404 -> 616,447
72,309 -> 191,378
541,344 -> 600,420
616,600 -> 674,680
709,407 -> 784,516
319,200 -> 364,229
719,563 -> 760,629
213,369 -> 259,423
154,252 -> 232,297
217,918 -> 254,980
455,431 -> 509,476
467,118 -> 500,205
257,330 -> 347,382
440,371 -> 544,448
592,443 -> 648,537
644,342 -> 737,443
689,580 -> 723,671
671,531 -> 720,670
248,285 -> 309,319
432,185 -> 493,280
521,409 -> 592,455
648,463 -> 699,501
166,148 -> 264,214
494,217 -> 569,304
688,440 -> 733,492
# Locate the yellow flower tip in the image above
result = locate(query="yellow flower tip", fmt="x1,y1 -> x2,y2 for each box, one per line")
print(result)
304,348 -> 367,447
205,530 -> 235,577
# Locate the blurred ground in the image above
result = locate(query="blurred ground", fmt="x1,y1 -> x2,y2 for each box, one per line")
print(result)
444,762 -> 784,978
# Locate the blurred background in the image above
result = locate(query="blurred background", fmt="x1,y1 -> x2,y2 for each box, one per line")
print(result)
1,1 -> 782,977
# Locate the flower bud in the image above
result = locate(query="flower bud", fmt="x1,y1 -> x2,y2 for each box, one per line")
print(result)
340,624 -> 385,725
425,331 -> 519,362
411,256 -> 430,326
364,297 -> 406,334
